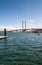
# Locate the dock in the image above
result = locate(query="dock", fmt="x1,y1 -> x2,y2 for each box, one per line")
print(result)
0,36 -> 7,39
0,28 -> 8,40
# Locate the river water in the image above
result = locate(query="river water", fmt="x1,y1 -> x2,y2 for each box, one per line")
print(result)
0,32 -> 42,65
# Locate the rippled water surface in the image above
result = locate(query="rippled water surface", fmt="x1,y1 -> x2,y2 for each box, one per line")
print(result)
0,32 -> 42,65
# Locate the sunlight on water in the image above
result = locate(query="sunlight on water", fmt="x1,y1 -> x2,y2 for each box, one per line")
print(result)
0,32 -> 42,65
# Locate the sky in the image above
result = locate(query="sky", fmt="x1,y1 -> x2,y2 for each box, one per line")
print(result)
0,0 -> 42,30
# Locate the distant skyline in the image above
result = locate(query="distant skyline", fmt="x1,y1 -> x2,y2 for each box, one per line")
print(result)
0,0 -> 42,30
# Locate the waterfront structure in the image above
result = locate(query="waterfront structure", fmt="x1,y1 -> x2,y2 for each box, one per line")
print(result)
0,29 -> 7,40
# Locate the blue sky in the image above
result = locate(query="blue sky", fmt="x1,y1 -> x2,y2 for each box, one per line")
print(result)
0,0 -> 42,30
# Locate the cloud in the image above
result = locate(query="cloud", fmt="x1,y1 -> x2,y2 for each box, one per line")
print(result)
0,25 -> 16,31
28,19 -> 34,23
26,18 -> 42,28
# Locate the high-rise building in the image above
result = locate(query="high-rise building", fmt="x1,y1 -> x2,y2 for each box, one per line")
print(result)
22,20 -> 23,30
25,21 -> 26,29
22,20 -> 26,30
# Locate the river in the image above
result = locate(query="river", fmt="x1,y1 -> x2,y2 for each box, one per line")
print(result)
0,32 -> 42,65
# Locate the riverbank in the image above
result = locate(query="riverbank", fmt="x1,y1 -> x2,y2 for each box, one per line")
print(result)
8,29 -> 42,33
0,28 -> 42,33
